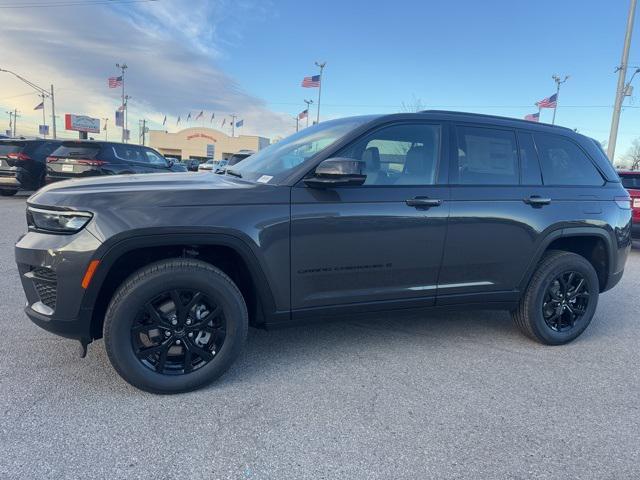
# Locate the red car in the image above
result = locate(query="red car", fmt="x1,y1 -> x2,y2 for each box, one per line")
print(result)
618,170 -> 640,237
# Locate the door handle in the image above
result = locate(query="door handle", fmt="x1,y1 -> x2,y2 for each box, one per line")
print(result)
406,197 -> 442,208
524,195 -> 552,207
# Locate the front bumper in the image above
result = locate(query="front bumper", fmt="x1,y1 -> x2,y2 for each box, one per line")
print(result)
15,227 -> 102,341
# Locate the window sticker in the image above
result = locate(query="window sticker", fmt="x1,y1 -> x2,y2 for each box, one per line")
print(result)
256,175 -> 273,183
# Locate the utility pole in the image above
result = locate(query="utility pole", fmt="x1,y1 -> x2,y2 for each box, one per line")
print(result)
13,109 -> 19,137
608,0 -> 638,161
102,118 -> 109,140
551,74 -> 569,125
50,85 -> 57,139
314,61 -> 326,124
230,114 -> 237,137
140,119 -> 147,145
116,63 -> 128,142
304,99 -> 313,127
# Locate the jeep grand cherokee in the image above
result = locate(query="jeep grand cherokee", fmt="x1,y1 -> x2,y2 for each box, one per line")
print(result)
15,111 -> 632,393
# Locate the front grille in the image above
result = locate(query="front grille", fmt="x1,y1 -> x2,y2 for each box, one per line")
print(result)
31,267 -> 57,310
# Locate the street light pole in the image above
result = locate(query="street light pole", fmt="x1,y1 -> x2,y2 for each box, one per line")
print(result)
551,74 -> 569,125
314,61 -> 326,124
608,0 -> 638,161
230,114 -> 237,137
304,99 -> 313,127
0,68 -> 57,138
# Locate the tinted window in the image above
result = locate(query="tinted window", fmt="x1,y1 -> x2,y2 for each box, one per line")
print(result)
620,174 -> 640,189
339,123 -> 440,186
113,145 -> 144,163
534,134 -> 603,186
0,142 -> 22,156
143,148 -> 168,166
50,144 -> 100,159
456,126 -> 518,185
517,132 -> 542,185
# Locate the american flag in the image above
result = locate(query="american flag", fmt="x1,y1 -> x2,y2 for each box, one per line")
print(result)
108,76 -> 123,88
298,109 -> 308,120
536,93 -> 557,109
33,101 -> 44,110
524,112 -> 540,122
210,112 -> 215,123
117,104 -> 126,112
302,75 -> 321,88
196,110 -> 204,120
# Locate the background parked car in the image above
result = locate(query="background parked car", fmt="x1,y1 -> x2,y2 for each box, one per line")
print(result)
180,159 -> 200,171
0,139 -> 61,196
215,150 -> 255,173
619,170 -> 640,237
198,159 -> 216,172
46,141 -> 180,183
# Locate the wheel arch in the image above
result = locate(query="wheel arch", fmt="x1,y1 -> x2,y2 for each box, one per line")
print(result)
519,226 -> 615,293
82,230 -> 282,340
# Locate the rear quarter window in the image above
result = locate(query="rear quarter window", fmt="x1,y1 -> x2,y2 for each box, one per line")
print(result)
0,143 -> 22,156
533,134 -> 604,186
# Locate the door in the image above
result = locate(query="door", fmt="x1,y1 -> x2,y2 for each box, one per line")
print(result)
438,124 -> 559,304
291,121 -> 450,312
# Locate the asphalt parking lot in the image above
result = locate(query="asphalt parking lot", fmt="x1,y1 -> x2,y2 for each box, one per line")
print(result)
1,193 -> 639,480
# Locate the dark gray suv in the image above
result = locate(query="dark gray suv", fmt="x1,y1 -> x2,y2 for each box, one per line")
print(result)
15,111 -> 633,393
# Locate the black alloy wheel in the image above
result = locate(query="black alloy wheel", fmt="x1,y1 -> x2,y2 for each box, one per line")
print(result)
131,289 -> 226,375
542,271 -> 590,333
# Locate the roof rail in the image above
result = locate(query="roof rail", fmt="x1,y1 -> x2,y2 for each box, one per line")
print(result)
418,110 -> 573,131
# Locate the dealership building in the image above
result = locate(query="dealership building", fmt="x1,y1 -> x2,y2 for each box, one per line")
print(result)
148,127 -> 270,161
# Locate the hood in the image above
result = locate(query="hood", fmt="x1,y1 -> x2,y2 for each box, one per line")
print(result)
29,172 -> 287,209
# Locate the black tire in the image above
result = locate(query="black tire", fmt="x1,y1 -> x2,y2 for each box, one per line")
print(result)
512,250 -> 599,345
0,189 -> 17,196
104,258 -> 248,394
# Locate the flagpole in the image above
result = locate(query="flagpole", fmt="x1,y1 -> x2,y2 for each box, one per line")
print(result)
551,74 -> 569,125
314,61 -> 326,124
40,93 -> 46,138
116,63 -> 127,142
304,99 -> 313,127
231,114 -> 237,137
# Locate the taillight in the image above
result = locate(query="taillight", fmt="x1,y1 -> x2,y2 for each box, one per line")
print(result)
46,156 -> 58,163
614,196 -> 632,209
7,152 -> 32,161
75,159 -> 107,166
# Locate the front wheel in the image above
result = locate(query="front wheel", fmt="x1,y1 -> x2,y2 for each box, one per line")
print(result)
512,250 -> 599,345
104,259 -> 248,393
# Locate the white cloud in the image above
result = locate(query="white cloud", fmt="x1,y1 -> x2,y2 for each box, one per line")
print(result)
0,0 -> 293,140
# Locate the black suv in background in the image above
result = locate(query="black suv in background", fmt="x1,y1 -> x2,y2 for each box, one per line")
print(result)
45,140 -> 181,183
15,112 -> 632,393
0,139 -> 61,195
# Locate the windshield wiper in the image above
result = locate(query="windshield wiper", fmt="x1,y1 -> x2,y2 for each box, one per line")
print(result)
226,169 -> 242,178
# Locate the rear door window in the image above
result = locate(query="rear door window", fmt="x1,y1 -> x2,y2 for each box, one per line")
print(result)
455,126 -> 518,185
113,145 -> 145,163
533,134 -> 604,186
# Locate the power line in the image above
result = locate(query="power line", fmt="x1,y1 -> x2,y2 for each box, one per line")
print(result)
0,0 -> 158,8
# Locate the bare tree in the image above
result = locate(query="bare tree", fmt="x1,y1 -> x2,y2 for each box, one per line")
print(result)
400,95 -> 426,113
624,138 -> 640,170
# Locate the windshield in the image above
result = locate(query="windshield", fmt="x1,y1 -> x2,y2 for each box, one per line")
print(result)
228,116 -> 376,183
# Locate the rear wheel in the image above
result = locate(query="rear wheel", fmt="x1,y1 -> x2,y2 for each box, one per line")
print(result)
512,250 -> 599,345
104,258 -> 248,393
0,189 -> 17,196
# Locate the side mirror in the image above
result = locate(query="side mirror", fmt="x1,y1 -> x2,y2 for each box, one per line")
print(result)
304,158 -> 366,188
166,158 -> 175,168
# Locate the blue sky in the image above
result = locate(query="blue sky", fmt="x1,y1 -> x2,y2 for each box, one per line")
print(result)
1,0 -> 639,162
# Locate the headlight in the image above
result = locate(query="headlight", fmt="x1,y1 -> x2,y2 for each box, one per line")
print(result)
27,206 -> 93,233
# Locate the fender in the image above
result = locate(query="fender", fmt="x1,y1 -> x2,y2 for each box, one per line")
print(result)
79,227 -> 287,326
518,226 -> 615,292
